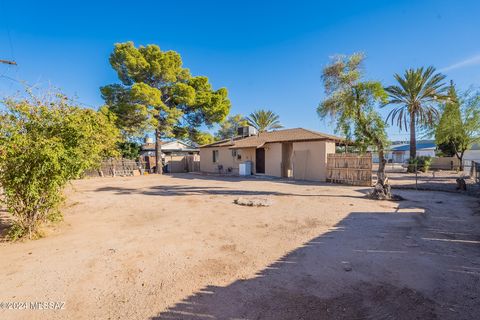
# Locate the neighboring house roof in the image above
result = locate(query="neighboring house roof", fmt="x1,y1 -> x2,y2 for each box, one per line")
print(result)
390,142 -> 436,152
161,140 -> 198,152
142,143 -> 156,151
200,128 -> 344,149
141,139 -> 199,152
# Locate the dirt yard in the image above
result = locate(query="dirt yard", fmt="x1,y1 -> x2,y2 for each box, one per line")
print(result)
1,174 -> 480,319
373,163 -> 480,196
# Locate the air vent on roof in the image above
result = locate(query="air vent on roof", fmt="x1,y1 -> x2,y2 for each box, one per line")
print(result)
237,126 -> 258,137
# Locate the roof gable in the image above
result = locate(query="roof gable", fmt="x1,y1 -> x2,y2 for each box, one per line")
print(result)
161,140 -> 197,150
141,139 -> 198,151
200,128 -> 343,148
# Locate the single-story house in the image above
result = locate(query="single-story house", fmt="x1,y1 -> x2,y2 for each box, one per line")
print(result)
371,140 -> 436,163
199,128 -> 343,181
140,139 -> 199,158
464,143 -> 480,162
141,139 -> 200,173
388,140 -> 436,163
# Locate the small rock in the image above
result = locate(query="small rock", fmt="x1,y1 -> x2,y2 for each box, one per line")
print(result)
342,261 -> 352,272
234,197 -> 271,207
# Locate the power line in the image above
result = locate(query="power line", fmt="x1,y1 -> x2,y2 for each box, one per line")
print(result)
0,75 -> 98,109
0,59 -> 16,65
1,0 -> 15,62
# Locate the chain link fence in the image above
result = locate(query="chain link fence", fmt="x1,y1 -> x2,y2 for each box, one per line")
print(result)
470,161 -> 480,184
375,159 -> 480,194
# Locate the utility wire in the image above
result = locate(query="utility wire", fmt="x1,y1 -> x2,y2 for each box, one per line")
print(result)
1,0 -> 15,63
0,75 -> 98,109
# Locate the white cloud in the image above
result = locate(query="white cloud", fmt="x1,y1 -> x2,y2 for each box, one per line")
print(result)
440,54 -> 480,72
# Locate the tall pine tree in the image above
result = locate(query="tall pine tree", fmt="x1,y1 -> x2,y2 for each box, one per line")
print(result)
101,42 -> 231,172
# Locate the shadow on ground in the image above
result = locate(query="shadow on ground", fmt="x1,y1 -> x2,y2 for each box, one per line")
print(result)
95,173 -> 373,198
149,201 -> 479,319
95,184 -> 371,198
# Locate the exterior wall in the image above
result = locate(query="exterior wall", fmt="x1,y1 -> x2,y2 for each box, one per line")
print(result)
292,140 -> 333,181
200,140 -> 335,181
372,149 -> 436,163
199,146 -> 256,174
264,143 -> 282,177
464,150 -> 480,162
464,150 -> 480,174
416,150 -> 436,158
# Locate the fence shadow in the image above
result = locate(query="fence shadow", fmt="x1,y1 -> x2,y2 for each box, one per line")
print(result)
148,206 -> 468,320
95,184 -> 372,199
166,173 -> 338,186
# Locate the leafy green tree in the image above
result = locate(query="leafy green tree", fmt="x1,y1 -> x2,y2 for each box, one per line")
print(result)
317,53 -> 390,187
0,93 -> 120,240
101,42 -> 231,173
384,66 -> 448,161
246,109 -> 283,132
118,141 -> 142,159
216,114 -> 248,139
435,82 -> 480,170
437,141 -> 457,157
191,131 -> 215,146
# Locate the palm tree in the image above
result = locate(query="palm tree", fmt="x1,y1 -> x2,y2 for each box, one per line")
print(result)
384,66 -> 448,160
246,109 -> 283,132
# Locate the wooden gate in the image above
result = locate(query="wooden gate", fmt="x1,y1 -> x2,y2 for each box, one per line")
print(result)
327,153 -> 372,186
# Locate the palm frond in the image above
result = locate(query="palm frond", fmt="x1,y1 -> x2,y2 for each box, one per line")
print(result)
246,109 -> 284,132
384,66 -> 446,132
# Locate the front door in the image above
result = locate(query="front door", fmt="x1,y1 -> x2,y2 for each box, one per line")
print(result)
256,148 -> 265,174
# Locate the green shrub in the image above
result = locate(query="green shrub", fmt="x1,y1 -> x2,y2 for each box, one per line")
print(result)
0,93 -> 120,240
418,156 -> 432,172
407,156 -> 432,173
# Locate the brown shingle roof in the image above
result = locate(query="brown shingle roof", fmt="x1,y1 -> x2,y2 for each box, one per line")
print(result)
201,128 -> 343,149
141,143 -> 156,150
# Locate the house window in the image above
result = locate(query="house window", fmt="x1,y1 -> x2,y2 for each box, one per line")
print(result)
213,150 -> 219,163
231,149 -> 242,160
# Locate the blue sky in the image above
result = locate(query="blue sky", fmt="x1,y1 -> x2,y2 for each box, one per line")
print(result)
1,0 -> 479,140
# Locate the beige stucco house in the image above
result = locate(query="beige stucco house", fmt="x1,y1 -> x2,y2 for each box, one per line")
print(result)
199,128 -> 343,181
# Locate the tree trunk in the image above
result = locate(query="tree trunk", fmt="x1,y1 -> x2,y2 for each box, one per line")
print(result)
369,143 -> 392,200
377,148 -> 386,183
458,151 -> 464,171
409,112 -> 416,160
155,129 -> 162,174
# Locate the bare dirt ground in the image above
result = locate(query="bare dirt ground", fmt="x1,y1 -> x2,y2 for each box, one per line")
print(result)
387,170 -> 480,196
1,174 -> 479,320
373,163 -> 480,196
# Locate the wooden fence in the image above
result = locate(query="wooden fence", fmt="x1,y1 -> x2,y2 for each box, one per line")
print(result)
165,154 -> 200,173
82,155 -> 200,178
327,153 -> 373,186
82,159 -> 146,178
430,157 -> 461,170
471,161 -> 480,184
